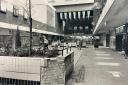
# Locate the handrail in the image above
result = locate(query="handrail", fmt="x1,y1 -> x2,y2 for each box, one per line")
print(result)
58,46 -> 72,56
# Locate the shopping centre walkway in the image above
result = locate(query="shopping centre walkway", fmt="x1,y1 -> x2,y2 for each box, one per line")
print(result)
67,46 -> 128,85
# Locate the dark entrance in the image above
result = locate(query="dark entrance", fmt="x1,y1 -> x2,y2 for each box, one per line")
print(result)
106,34 -> 110,47
57,11 -> 93,35
116,34 -> 123,51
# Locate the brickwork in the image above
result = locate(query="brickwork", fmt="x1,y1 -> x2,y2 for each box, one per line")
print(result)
40,52 -> 74,85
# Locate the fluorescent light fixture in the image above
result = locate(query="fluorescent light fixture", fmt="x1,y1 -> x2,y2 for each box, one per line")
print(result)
64,12 -> 67,19
78,11 -> 81,19
73,12 -> 76,19
60,12 -> 63,19
69,12 -> 71,19
83,11 -> 85,18
87,10 -> 90,18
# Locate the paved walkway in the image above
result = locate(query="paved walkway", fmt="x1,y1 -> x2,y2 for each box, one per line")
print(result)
72,48 -> 83,65
67,47 -> 128,85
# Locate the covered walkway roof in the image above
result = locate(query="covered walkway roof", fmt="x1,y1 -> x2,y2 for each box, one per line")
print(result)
0,22 -> 64,36
93,0 -> 128,34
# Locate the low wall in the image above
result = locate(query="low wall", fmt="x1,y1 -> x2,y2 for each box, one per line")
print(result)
0,56 -> 46,81
40,51 -> 74,85
0,51 -> 74,85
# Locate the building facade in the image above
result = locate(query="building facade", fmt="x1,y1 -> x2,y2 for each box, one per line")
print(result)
47,0 -> 94,35
93,0 -> 128,51
0,0 -> 63,52
0,0 -> 58,33
47,0 -> 106,35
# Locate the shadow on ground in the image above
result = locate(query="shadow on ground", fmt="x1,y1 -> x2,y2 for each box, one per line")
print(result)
66,65 -> 86,85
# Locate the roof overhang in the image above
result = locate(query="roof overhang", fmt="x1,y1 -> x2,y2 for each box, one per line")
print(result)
0,22 -> 64,36
52,0 -> 94,6
54,3 -> 94,12
93,0 -> 128,35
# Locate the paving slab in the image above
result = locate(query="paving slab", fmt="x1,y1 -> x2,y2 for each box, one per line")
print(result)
67,47 -> 128,85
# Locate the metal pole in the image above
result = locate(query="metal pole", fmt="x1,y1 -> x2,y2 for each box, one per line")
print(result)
29,0 -> 32,56
62,50 -> 63,56
67,48 -> 68,54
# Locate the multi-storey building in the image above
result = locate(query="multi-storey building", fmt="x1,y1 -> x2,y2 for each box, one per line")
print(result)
0,0 -> 57,32
0,0 -> 108,85
47,0 -> 105,35
93,0 -> 128,51
0,0 -> 65,85
0,0 -> 63,51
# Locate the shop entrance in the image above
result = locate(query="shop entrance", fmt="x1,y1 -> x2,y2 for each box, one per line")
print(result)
106,34 -> 110,47
116,34 -> 123,51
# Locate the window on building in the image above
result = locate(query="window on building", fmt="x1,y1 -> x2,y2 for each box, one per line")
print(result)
79,26 -> 83,30
74,26 -> 77,30
23,9 -> 28,20
13,5 -> 19,17
0,0 -> 7,13
85,26 -> 89,30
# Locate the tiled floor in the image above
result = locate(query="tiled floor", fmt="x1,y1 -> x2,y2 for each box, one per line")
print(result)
67,47 -> 128,85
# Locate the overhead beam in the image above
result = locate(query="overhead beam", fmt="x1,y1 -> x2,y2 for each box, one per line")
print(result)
55,4 -> 94,12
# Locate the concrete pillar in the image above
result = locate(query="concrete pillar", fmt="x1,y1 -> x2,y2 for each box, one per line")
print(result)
62,20 -> 65,33
110,30 -> 116,49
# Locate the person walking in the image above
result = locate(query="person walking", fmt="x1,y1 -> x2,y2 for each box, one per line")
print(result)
77,40 -> 80,50
79,39 -> 83,50
44,36 -> 49,50
94,39 -> 99,48
124,37 -> 128,59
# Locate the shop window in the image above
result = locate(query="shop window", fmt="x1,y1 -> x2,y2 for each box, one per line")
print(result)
13,5 -> 19,17
0,0 -> 7,13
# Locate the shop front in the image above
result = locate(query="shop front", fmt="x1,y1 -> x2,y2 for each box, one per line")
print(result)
115,24 -> 128,51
